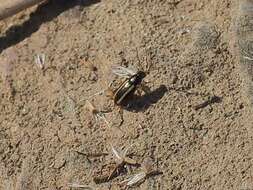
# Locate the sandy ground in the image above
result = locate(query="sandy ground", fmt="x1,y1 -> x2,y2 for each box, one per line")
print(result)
0,0 -> 253,189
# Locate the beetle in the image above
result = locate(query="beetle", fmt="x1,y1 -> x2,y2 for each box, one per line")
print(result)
113,70 -> 146,105
110,62 -> 150,106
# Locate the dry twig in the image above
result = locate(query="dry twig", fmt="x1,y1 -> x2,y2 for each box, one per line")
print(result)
120,158 -> 162,189
108,145 -> 138,180
68,183 -> 94,189
92,145 -> 138,184
85,100 -> 110,127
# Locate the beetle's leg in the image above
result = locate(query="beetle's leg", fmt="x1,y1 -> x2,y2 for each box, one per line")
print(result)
118,106 -> 124,127
139,83 -> 151,94
135,47 -> 143,70
136,88 -> 142,96
105,88 -> 114,99
100,108 -> 113,114
145,51 -> 152,73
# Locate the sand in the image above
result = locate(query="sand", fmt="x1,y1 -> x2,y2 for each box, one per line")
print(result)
0,0 -> 252,189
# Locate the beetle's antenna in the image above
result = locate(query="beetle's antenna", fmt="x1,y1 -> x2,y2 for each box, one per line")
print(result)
145,49 -> 152,73
135,47 -> 142,70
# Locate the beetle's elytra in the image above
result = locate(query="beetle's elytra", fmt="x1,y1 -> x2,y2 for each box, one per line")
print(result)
113,71 -> 146,105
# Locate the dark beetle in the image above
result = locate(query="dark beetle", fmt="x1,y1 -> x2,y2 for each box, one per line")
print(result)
113,71 -> 146,105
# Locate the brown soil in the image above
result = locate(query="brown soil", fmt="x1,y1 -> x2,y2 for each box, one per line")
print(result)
0,0 -> 253,190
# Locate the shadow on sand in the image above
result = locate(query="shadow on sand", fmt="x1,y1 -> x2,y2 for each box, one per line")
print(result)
123,85 -> 168,112
0,0 -> 100,53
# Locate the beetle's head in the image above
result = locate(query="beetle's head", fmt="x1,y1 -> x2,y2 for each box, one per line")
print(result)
137,71 -> 146,79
